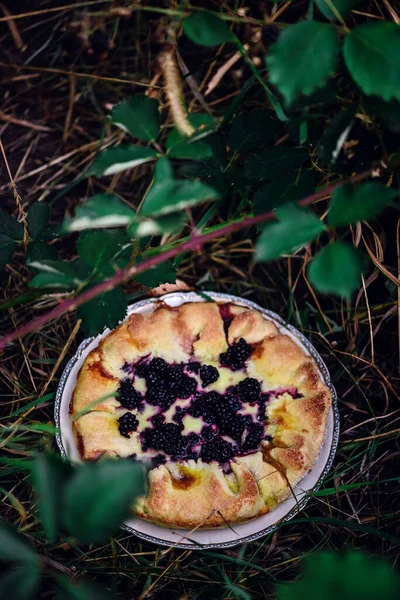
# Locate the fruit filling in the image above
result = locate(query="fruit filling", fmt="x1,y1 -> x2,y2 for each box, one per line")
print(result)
117,338 -> 301,465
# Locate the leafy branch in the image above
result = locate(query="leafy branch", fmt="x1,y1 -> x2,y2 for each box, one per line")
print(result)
0,165 -> 386,350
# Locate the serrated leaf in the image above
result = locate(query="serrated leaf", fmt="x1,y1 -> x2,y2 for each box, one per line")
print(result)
318,105 -> 357,165
110,95 -> 160,142
255,203 -> 324,261
308,242 -> 366,299
77,285 -> 128,336
0,235 -> 16,270
314,0 -> 360,21
29,260 -> 82,290
343,23 -> 400,102
267,21 -> 340,105
183,11 -> 234,47
56,577 -> 113,600
141,158 -> 218,217
135,260 -> 177,288
328,182 -> 396,227
0,564 -> 40,600
62,194 -> 136,233
77,229 -> 129,269
276,550 -> 400,600
0,522 -> 37,563
0,207 -> 24,240
245,147 -> 309,181
63,460 -> 146,543
252,172 -> 315,215
228,110 -> 280,153
29,454 -> 72,542
88,145 -> 158,176
25,241 -> 59,269
27,201 -> 50,240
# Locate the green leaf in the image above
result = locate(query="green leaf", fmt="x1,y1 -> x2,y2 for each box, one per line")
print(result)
29,260 -> 82,290
88,145 -> 158,176
77,285 -> 128,336
328,182 -> 397,227
77,229 -> 129,269
169,140 -> 214,160
135,260 -> 177,288
63,460 -> 146,543
167,114 -> 218,148
167,114 -> 217,160
255,203 -> 324,261
314,0 -> 360,21
252,172 -> 316,215
0,564 -> 40,600
29,454 -> 72,542
276,550 -> 400,600
318,106 -> 357,165
56,576 -> 113,600
141,158 -> 218,217
183,11 -> 234,47
110,95 -> 160,142
228,110 -> 280,153
0,208 -> 24,240
27,201 -> 50,240
0,235 -> 16,271
62,194 -> 136,233
25,241 -> 59,268
0,522 -> 37,563
128,213 -> 188,238
267,21 -> 340,105
308,242 -> 366,299
245,147 -> 309,181
343,22 -> 400,102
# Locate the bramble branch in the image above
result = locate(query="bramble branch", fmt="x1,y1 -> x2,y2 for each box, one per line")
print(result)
0,166 -> 383,350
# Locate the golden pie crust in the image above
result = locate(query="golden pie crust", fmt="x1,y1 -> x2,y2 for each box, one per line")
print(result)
70,301 -> 332,529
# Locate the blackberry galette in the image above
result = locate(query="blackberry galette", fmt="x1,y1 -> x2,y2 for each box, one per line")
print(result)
70,301 -> 331,528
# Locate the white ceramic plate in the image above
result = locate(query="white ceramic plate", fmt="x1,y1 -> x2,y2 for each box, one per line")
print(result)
55,291 -> 339,549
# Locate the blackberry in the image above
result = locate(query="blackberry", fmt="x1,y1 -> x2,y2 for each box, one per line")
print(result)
223,418 -> 245,443
168,365 -> 185,383
172,406 -> 185,425
151,413 -> 165,427
202,424 -> 218,441
148,357 -> 168,374
189,392 -> 220,422
118,412 -> 139,438
219,338 -> 252,370
117,379 -> 142,410
201,438 -> 234,463
186,432 -> 201,446
171,374 -> 197,399
235,378 -> 261,403
242,423 -> 264,452
187,361 -> 201,374
200,365 -> 220,387
141,423 -> 186,455
147,381 -> 175,411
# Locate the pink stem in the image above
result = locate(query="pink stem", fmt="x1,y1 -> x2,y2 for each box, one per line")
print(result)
0,167 -> 380,349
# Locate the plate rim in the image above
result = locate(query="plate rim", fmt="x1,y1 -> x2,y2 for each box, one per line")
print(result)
54,290 -> 340,550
